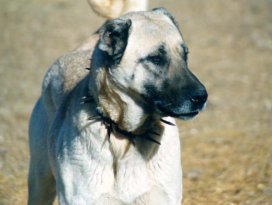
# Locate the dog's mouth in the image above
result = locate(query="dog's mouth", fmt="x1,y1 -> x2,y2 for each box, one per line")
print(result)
155,103 -> 200,120
172,111 -> 199,118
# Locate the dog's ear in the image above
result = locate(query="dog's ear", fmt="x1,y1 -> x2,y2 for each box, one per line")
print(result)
98,18 -> 132,65
152,8 -> 180,31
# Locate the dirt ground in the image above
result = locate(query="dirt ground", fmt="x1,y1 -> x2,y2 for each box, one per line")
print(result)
0,0 -> 271,204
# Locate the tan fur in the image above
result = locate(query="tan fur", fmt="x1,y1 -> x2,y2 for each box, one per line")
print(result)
88,0 -> 148,19
28,8 -> 207,205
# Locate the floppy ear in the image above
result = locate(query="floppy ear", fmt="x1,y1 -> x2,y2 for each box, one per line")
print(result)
98,18 -> 132,65
152,7 -> 180,31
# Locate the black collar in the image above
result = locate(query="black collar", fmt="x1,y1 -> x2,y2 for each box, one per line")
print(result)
81,95 -> 175,145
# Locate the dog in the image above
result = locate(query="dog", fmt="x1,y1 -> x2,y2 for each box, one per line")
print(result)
87,0 -> 148,19
28,6 -> 207,205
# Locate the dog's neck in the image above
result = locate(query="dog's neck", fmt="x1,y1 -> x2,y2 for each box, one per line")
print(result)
100,82 -> 148,133
89,68 -> 158,135
86,68 -> 176,150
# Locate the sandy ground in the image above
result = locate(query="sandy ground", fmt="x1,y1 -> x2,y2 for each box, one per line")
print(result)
0,0 -> 271,204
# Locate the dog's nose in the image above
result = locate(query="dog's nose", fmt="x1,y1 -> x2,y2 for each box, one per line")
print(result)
190,88 -> 208,106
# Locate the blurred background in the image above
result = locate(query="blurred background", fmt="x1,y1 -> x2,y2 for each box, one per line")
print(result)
0,0 -> 271,204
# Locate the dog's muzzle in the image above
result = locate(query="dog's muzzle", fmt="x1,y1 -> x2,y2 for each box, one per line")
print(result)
155,88 -> 208,120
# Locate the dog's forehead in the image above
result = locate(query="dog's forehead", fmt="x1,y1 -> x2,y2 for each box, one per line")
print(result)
122,11 -> 184,57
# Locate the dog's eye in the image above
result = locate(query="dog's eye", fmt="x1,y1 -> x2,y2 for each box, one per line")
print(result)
147,55 -> 165,66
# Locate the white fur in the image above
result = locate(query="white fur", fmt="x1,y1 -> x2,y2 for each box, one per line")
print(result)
28,48 -> 183,204
28,7 -> 185,205
88,0 -> 148,19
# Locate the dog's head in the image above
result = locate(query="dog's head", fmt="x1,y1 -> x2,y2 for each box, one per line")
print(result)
90,8 -> 207,122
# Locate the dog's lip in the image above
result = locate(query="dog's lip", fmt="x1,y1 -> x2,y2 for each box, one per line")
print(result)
173,111 -> 199,118
156,104 -> 199,118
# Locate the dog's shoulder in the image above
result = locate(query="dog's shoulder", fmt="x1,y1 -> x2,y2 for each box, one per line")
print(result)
41,45 -> 95,110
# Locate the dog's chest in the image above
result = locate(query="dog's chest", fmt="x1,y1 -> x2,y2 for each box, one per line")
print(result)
113,156 -> 151,203
78,123 -> 154,203
87,149 -> 152,203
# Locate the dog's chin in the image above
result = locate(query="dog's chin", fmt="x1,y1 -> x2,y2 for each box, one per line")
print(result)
175,112 -> 199,121
165,110 -> 199,121
156,105 -> 199,121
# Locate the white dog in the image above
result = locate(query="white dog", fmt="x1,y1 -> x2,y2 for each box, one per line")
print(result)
88,0 -> 148,19
28,1 -> 207,204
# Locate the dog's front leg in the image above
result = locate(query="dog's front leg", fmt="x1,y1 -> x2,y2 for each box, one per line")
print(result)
28,99 -> 56,205
28,157 -> 56,205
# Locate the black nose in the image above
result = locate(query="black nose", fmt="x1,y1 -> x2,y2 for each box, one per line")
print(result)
190,89 -> 208,106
